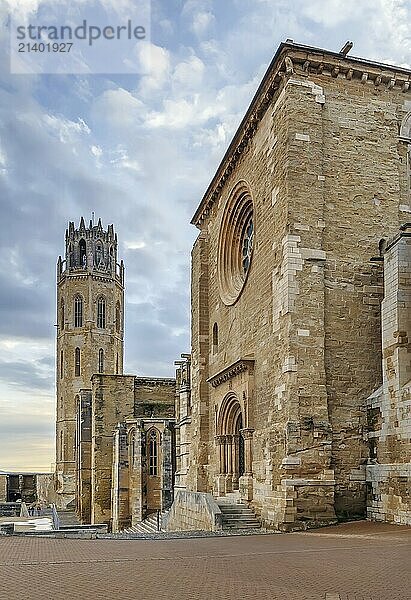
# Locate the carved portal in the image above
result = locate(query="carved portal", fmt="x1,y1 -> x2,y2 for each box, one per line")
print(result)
209,359 -> 255,500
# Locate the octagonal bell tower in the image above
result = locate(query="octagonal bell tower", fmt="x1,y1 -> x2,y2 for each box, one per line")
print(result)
56,217 -> 125,506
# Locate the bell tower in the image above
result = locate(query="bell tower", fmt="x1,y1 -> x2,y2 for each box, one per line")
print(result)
55,217 -> 125,505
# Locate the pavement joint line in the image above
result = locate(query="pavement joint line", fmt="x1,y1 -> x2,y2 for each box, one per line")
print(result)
0,542 -> 409,567
299,531 -> 411,539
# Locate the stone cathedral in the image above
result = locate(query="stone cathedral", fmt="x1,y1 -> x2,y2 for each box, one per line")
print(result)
56,41 -> 410,532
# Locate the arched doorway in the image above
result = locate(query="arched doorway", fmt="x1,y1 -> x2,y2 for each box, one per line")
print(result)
216,393 -> 245,492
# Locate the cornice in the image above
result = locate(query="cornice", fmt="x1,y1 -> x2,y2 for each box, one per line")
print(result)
207,358 -> 255,388
191,41 -> 411,229
134,377 -> 176,387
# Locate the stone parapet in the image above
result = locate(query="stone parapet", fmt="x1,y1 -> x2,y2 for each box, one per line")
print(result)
163,491 -> 222,532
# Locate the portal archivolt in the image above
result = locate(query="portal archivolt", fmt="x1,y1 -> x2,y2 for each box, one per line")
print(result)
216,393 -> 245,490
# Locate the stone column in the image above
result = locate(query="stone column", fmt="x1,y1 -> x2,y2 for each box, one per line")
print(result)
239,428 -> 254,501
215,435 -> 226,496
232,434 -> 240,489
162,423 -> 174,511
130,424 -> 144,526
225,434 -> 233,493
241,428 -> 254,475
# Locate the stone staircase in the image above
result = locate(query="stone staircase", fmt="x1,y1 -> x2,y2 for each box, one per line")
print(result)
57,509 -> 82,528
216,492 -> 261,531
123,511 -> 163,534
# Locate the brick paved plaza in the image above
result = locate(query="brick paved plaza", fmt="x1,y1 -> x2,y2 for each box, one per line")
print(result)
0,522 -> 409,600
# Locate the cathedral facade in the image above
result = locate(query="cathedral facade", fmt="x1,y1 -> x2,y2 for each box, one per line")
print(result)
56,41 -> 410,531
180,40 -> 410,529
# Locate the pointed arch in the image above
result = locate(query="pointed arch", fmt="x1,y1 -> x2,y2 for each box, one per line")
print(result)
115,301 -> 121,333
95,240 -> 103,267
60,299 -> 65,330
147,427 -> 160,476
74,294 -> 83,327
128,427 -> 136,469
400,112 -> 411,140
75,347 -> 81,377
212,322 -> 218,353
217,392 -> 242,436
98,348 -> 104,373
97,296 -> 106,328
79,239 -> 87,267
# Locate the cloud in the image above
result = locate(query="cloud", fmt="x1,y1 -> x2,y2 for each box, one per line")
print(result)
0,359 -> 54,392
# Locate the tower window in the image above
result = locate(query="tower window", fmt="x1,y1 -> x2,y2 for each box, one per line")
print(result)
98,349 -> 104,373
60,350 -> 64,379
212,322 -> 218,354
116,353 -> 119,375
60,430 -> 64,461
74,295 -> 83,328
75,347 -> 81,377
68,244 -> 74,268
97,296 -> 106,328
95,242 -> 103,267
115,301 -> 121,333
148,429 -> 159,476
60,299 -> 65,330
79,239 -> 87,268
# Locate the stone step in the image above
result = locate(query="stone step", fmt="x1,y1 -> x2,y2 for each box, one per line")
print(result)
216,498 -> 261,531
223,523 -> 260,529
219,505 -> 255,514
222,516 -> 260,523
123,513 -> 163,534
57,510 -> 81,527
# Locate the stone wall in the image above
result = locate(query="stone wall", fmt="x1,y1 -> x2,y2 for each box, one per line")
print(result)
77,390 -> 92,523
134,378 -> 176,418
91,375 -> 135,525
174,356 -> 192,490
366,225 -> 411,525
0,476 -> 6,502
187,233 -> 210,493
163,490 -> 222,532
36,474 -> 59,507
91,375 -> 176,528
188,44 -> 410,529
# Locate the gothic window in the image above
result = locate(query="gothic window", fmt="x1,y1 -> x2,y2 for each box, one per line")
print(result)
116,353 -> 119,375
60,350 -> 64,379
98,348 -> 104,373
148,429 -> 159,476
60,299 -> 65,330
74,295 -> 83,328
212,322 -> 218,354
97,296 -> 106,328
115,301 -> 121,333
95,242 -> 103,267
218,182 -> 254,305
75,347 -> 81,377
79,239 -> 87,267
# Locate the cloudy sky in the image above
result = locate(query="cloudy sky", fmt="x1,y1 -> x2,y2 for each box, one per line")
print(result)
0,0 -> 410,472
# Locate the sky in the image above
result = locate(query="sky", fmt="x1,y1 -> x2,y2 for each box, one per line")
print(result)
0,0 -> 410,472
